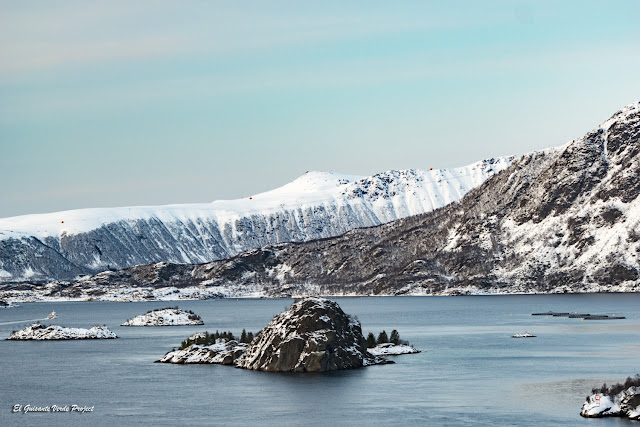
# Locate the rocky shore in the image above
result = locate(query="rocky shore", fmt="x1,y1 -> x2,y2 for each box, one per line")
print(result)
581,377 -> 640,420
368,343 -> 421,356
157,334 -> 248,365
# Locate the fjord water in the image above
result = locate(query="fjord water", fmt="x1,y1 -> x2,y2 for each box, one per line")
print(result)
1,294 -> 639,426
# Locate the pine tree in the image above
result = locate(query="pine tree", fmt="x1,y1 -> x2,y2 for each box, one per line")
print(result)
240,329 -> 247,343
390,330 -> 400,345
366,332 -> 376,348
247,332 -> 254,342
377,330 -> 389,344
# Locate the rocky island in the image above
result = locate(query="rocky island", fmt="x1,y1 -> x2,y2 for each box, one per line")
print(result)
158,332 -> 249,365
581,376 -> 640,420
159,298 -> 401,371
7,322 -> 117,340
121,307 -> 204,326
235,298 -> 388,371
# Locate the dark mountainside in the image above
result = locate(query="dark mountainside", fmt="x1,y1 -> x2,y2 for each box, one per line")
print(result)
30,102 -> 640,298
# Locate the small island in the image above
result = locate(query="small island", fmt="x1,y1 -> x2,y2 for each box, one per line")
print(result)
158,298 -> 422,372
365,330 -> 421,355
0,299 -> 12,308
157,330 -> 255,365
581,375 -> 640,420
7,322 -> 117,340
121,307 -> 204,326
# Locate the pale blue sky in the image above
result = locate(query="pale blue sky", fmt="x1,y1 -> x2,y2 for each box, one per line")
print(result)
1,1 -> 639,217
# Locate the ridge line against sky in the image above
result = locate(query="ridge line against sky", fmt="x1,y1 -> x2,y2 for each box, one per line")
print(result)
1,0 -> 639,218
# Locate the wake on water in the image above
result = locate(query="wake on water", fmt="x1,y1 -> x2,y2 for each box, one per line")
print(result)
0,317 -> 52,326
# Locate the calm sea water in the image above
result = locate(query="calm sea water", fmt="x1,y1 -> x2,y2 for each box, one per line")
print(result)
1,294 -> 639,426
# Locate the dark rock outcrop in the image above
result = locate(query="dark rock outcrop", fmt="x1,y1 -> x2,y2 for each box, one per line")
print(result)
235,298 -> 386,372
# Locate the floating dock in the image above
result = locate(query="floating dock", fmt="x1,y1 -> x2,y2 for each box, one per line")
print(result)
581,315 -> 625,320
532,312 -> 570,316
532,312 -> 625,320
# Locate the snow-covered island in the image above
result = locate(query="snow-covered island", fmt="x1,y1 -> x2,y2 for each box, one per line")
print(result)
581,376 -> 640,420
158,332 -> 249,365
6,322 -> 117,340
159,298 -> 406,371
368,342 -> 420,356
121,307 -> 204,326
364,329 -> 421,356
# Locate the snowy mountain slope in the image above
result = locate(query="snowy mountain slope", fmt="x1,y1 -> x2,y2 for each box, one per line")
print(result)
0,158 -> 513,283
55,101 -> 640,299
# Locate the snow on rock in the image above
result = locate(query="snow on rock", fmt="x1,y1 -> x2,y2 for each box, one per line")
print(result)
0,157 -> 514,283
367,342 -> 421,356
7,322 -> 117,340
235,298 -> 389,372
157,337 -> 248,365
121,307 -> 204,326
581,387 -> 640,420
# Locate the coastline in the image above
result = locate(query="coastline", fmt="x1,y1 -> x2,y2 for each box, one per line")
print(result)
1,285 -> 639,303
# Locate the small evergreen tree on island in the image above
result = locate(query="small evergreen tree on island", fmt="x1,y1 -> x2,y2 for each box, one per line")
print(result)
377,330 -> 389,344
366,332 -> 377,348
390,330 -> 400,345
591,374 -> 640,397
178,329 -> 257,349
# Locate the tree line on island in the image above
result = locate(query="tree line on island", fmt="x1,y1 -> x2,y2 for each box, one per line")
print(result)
179,329 -> 256,350
365,329 -> 408,348
590,374 -> 640,398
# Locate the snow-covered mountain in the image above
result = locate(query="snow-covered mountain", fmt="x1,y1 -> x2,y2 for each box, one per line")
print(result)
0,157 -> 513,283
49,101 -> 640,299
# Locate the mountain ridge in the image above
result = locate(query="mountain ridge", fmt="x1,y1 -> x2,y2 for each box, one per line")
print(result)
43,101 -> 640,299
0,157 -> 513,283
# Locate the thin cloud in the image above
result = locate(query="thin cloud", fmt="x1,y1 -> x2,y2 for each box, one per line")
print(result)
0,2 -> 497,74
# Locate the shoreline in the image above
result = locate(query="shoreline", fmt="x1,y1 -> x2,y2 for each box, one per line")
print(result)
1,288 -> 639,304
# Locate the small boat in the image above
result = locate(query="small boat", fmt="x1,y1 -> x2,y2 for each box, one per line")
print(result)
512,332 -> 536,338
47,311 -> 56,319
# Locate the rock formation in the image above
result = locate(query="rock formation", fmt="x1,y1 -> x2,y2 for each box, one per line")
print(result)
235,298 -> 387,372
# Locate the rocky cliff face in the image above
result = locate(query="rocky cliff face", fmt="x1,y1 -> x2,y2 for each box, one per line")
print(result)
235,298 -> 384,371
0,159 -> 512,284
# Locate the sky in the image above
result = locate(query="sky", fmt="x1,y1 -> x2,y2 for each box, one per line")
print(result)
1,1 -> 639,218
